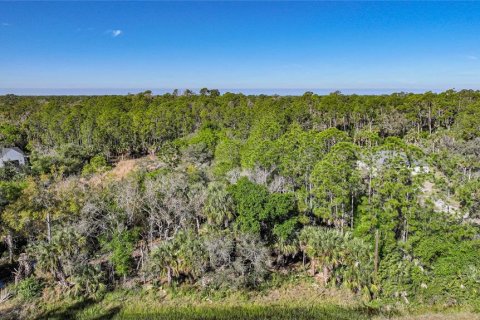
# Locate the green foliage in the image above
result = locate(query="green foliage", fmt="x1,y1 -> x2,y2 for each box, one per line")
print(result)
311,142 -> 360,228
70,264 -> 107,298
2,90 -> 480,308
82,154 -> 110,176
213,135 -> 241,177
28,228 -> 88,287
355,150 -> 421,252
240,114 -> 284,169
16,276 -> 44,300
157,140 -> 181,167
188,127 -> 219,152
204,182 -> 235,227
0,123 -> 24,147
299,227 -> 373,297
103,229 -> 139,278
455,102 -> 480,140
30,144 -> 93,175
229,178 -> 297,242
457,179 -> 480,214
0,180 -> 25,206
229,177 -> 269,235
147,229 -> 207,286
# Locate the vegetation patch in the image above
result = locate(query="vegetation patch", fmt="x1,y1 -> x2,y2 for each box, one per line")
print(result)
0,91 -> 480,318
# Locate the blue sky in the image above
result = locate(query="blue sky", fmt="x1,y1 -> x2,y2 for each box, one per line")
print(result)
1,1 -> 480,94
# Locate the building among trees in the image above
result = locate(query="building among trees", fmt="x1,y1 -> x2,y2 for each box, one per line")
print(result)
0,147 -> 26,167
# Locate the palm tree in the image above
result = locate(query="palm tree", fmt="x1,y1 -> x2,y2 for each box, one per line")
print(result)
150,240 -> 177,286
203,182 -> 234,227
148,230 -> 206,286
315,228 -> 344,285
299,226 -> 319,275
300,227 -> 353,285
30,239 -> 68,287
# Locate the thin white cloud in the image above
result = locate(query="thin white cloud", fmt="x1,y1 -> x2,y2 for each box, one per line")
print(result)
466,55 -> 478,60
110,29 -> 123,37
76,27 -> 95,32
1,22 -> 11,27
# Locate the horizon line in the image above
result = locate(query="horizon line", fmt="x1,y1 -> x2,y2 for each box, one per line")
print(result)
1,87 -> 477,97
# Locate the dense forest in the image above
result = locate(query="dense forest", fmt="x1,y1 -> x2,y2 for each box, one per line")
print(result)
0,89 -> 479,314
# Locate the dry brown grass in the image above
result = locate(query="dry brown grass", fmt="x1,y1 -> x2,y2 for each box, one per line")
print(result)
386,312 -> 480,320
85,155 -> 164,186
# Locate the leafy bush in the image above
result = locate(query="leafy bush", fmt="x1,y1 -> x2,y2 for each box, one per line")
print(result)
229,178 -> 297,242
70,265 -> 107,299
103,229 -> 139,278
16,276 -> 44,300
300,227 -> 374,298
146,230 -> 207,286
30,144 -> 93,175
82,154 -> 110,176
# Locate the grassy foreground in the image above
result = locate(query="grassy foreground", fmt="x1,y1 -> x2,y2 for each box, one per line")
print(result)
1,279 -> 479,320
36,304 -> 375,320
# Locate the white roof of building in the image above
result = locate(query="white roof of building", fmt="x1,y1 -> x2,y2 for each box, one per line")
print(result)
1,147 -> 25,157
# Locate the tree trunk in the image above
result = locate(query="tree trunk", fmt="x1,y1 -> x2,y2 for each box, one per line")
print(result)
195,217 -> 200,233
148,215 -> 154,247
167,266 -> 172,286
350,193 -> 354,228
428,105 -> 432,134
368,173 -> 372,203
276,254 -> 284,267
323,266 -> 330,285
374,229 -> 379,280
14,253 -> 32,285
6,231 -> 14,264
341,203 -> 345,234
54,262 -> 70,288
46,211 -> 52,243
310,259 -> 316,276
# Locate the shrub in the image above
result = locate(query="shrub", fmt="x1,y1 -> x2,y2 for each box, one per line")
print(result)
70,265 -> 107,299
102,229 -> 139,278
82,154 -> 110,176
16,276 -> 44,300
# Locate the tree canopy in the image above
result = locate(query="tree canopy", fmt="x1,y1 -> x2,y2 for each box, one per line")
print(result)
0,89 -> 479,307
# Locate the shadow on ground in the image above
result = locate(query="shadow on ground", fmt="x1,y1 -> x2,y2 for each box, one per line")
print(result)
34,298 -> 121,320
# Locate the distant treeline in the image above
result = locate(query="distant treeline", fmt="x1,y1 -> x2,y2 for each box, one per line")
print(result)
1,89 -> 478,157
